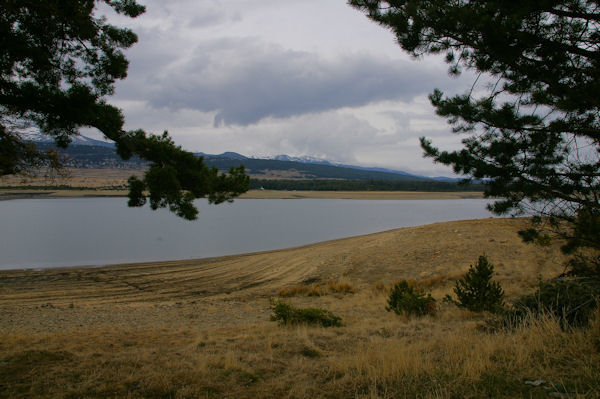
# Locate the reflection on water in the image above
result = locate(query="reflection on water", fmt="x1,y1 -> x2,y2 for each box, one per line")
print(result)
0,198 -> 494,270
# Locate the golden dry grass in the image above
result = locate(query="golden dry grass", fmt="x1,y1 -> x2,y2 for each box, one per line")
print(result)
278,280 -> 356,297
0,168 -> 141,199
0,167 -> 484,200
0,168 -> 143,188
0,218 -> 598,398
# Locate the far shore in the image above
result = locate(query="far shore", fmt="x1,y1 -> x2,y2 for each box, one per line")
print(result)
0,188 -> 484,201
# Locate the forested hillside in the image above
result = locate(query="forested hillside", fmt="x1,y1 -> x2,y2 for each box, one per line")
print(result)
35,143 -> 435,181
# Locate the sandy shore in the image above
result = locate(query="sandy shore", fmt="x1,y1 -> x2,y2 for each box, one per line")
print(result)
0,188 -> 128,200
0,217 -> 564,324
0,188 -> 484,200
240,190 -> 484,199
1,217 -> 596,399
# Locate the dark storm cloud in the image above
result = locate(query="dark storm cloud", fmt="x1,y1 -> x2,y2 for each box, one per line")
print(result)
143,38 -> 457,126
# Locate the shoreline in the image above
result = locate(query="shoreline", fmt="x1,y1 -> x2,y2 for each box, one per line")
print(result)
0,217 -> 545,288
0,188 -> 484,201
1,216 -> 508,275
1,217 -> 587,399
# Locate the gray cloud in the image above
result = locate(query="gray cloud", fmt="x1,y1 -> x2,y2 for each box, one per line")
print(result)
136,38 -> 460,126
104,1 -> 473,176
187,9 -> 237,28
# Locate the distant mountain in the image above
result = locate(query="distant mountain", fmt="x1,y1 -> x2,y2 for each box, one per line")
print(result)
22,132 -> 115,148
203,157 -> 434,181
192,151 -> 432,180
272,154 -> 332,165
25,134 -> 462,182
197,151 -> 248,160
270,154 -> 460,182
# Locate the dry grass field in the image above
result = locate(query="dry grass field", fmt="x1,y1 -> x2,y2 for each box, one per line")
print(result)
0,168 -> 143,189
0,167 -> 485,200
1,218 -> 598,398
0,188 -> 484,201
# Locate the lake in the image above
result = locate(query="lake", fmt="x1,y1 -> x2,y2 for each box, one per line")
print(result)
0,197 -> 495,270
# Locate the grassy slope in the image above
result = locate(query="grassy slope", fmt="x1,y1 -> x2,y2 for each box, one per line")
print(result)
0,218 -> 598,398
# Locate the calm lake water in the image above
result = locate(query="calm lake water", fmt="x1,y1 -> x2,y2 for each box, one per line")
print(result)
0,197 -> 495,270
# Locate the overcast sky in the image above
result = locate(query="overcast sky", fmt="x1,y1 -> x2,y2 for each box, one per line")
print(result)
102,0 -> 475,177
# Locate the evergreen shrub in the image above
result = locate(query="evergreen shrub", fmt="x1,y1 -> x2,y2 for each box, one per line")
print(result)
507,278 -> 599,329
386,280 -> 436,317
447,255 -> 504,313
269,300 -> 342,327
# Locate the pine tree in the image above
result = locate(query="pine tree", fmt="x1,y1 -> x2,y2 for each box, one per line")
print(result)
386,280 -> 437,316
451,256 -> 504,313
349,0 -> 599,257
0,1 -> 249,219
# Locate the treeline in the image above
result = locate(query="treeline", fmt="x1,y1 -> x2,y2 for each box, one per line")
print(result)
249,179 -> 484,192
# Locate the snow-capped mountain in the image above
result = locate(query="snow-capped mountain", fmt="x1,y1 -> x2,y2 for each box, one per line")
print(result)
21,132 -> 115,148
196,151 -> 248,160
22,133 -> 461,182
272,154 -> 336,165
269,154 -> 459,181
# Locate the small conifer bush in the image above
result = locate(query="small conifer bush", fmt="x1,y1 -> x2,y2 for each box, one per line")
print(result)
566,255 -> 600,281
448,255 -> 504,313
507,278 -> 599,329
386,280 -> 436,317
269,300 -> 343,327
